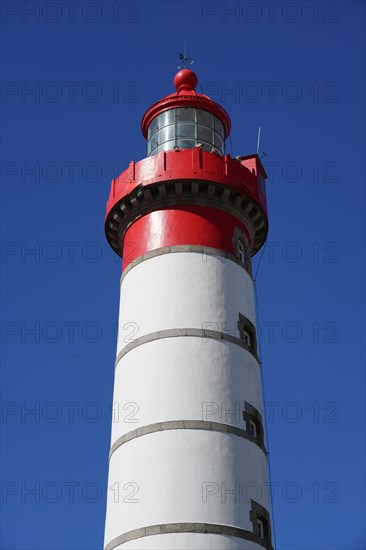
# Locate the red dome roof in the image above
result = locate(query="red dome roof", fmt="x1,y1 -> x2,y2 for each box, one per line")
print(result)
141,70 -> 231,138
173,69 -> 198,92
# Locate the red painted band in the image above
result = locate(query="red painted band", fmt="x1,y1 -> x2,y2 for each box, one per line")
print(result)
122,205 -> 251,271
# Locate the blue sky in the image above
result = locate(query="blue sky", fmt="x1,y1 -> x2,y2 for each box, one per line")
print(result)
1,1 -> 365,549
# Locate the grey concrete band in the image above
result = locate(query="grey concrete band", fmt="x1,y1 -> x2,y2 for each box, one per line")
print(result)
104,522 -> 271,550
115,328 -> 260,367
109,420 -> 267,461
120,245 -> 252,283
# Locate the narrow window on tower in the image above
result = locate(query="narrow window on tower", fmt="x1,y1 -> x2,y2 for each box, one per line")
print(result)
243,401 -> 265,451
237,239 -> 245,264
249,419 -> 257,438
237,313 -> 258,359
243,327 -> 252,349
249,500 -> 272,549
257,518 -> 265,539
232,227 -> 252,275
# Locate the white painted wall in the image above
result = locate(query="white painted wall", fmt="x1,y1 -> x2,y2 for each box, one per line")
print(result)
117,253 -> 256,354
104,253 -> 271,550
104,430 -> 270,547
111,337 -> 262,442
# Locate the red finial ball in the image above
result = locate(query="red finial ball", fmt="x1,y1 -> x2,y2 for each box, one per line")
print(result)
174,69 -> 198,92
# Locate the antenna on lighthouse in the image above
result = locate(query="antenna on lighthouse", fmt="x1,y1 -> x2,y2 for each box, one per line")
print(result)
256,126 -> 261,154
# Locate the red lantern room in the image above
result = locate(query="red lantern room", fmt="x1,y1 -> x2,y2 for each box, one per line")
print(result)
105,69 -> 268,270
141,69 -> 230,156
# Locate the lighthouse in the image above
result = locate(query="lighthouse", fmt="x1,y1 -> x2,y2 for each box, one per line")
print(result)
103,68 -> 273,550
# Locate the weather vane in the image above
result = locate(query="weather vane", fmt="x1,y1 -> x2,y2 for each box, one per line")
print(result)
178,39 -> 194,69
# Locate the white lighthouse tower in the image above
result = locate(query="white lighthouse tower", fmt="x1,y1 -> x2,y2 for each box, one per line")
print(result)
103,68 -> 273,550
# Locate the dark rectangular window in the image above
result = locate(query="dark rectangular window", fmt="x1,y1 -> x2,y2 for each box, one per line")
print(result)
250,500 -> 272,549
243,401 -> 265,451
237,313 -> 257,359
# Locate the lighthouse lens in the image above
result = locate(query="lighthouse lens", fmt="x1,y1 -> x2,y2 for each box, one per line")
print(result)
159,125 -> 176,142
148,117 -> 159,138
214,133 -> 224,151
214,118 -> 224,137
150,133 -> 159,149
197,110 -> 213,127
197,126 -> 213,143
176,123 -> 195,138
146,108 -> 225,157
178,139 -> 196,149
175,108 -> 195,122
